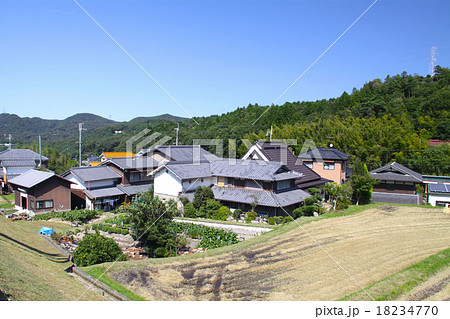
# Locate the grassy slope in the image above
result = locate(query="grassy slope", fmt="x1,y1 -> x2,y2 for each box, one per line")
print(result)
0,216 -> 104,300
341,248 -> 450,301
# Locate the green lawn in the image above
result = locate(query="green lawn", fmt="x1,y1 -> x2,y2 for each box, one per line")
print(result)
341,248 -> 450,301
83,267 -> 146,301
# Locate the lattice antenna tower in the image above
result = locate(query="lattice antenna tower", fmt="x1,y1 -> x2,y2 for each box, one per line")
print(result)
429,46 -> 438,76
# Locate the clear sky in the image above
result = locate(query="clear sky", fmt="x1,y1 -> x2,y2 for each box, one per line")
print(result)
1,0 -> 449,122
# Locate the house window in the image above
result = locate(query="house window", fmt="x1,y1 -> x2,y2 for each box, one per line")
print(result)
324,162 -> 335,170
304,161 -> 313,169
36,200 -> 53,209
277,180 -> 290,191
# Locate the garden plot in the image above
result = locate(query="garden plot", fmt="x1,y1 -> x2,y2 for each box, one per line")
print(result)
110,206 -> 450,301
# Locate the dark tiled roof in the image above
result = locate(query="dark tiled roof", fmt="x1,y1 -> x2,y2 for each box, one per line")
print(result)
0,149 -> 48,162
298,147 -> 350,161
84,187 -> 124,199
164,162 -> 212,179
253,141 -> 326,188
370,162 -> 422,183
371,192 -> 421,205
104,157 -> 160,170
69,166 -> 122,183
117,183 -> 153,196
144,145 -> 219,163
211,185 -> 309,208
1,160 -> 37,167
210,159 -> 301,181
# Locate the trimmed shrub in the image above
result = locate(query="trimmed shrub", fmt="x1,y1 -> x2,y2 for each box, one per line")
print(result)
268,217 -> 275,225
272,216 -> 284,224
73,232 -> 127,267
245,211 -> 257,223
283,216 -> 294,223
307,188 -> 320,195
212,206 -> 231,221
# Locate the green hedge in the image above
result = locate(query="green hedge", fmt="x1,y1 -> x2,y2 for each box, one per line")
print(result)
33,209 -> 100,222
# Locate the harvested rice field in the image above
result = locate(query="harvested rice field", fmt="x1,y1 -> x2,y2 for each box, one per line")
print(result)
107,205 -> 450,301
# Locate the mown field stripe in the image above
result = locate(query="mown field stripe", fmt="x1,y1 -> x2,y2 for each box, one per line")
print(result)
340,248 -> 450,301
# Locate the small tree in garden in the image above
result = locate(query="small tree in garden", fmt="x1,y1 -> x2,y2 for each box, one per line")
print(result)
192,186 -> 214,209
322,182 -> 352,210
233,209 -> 244,221
250,195 -> 259,212
124,191 -> 178,257
73,232 -> 127,267
183,203 -> 197,218
350,159 -> 377,205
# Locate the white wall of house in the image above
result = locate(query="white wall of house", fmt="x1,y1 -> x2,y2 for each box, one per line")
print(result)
65,174 -> 86,190
154,169 -> 182,197
428,194 -> 450,207
65,173 -> 117,190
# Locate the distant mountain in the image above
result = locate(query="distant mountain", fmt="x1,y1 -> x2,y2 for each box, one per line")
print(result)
0,112 -> 185,145
129,113 -> 188,123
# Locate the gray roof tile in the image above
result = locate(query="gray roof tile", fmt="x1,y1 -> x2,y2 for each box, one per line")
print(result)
69,166 -> 122,183
8,170 -> 59,188
370,162 -> 422,183
0,149 -> 48,161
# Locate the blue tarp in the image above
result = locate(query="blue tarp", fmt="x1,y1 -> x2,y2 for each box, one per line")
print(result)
39,227 -> 55,236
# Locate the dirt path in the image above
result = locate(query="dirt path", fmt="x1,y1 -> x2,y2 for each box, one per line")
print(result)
110,206 -> 450,301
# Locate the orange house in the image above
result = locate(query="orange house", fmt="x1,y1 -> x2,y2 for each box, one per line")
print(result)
298,147 -> 351,185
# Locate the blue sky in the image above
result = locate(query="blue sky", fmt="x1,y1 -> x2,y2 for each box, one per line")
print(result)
1,0 -> 449,122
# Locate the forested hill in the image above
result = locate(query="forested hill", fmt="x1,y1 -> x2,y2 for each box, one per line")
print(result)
3,67 -> 449,175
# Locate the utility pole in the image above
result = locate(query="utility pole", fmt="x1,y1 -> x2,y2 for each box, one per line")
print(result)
38,135 -> 42,168
174,123 -> 179,146
8,134 -> 12,150
78,123 -> 87,167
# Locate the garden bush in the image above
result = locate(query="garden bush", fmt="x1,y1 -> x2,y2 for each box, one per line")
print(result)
212,206 -> 231,221
272,216 -> 284,224
245,211 -> 257,223
73,232 -> 127,266
268,217 -> 275,225
283,216 -> 294,223
232,209 -> 243,221
183,203 -> 197,218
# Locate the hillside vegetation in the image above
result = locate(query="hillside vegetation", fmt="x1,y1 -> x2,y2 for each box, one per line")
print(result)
3,67 -> 449,175
97,205 -> 450,301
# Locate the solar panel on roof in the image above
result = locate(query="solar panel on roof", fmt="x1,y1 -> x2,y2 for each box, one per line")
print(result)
429,183 -> 449,193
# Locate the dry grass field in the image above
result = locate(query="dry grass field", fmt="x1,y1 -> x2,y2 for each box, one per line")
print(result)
108,205 -> 450,301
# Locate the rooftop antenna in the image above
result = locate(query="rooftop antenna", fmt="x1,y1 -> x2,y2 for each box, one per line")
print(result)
429,46 -> 438,76
174,123 -> 179,146
78,123 -> 87,167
